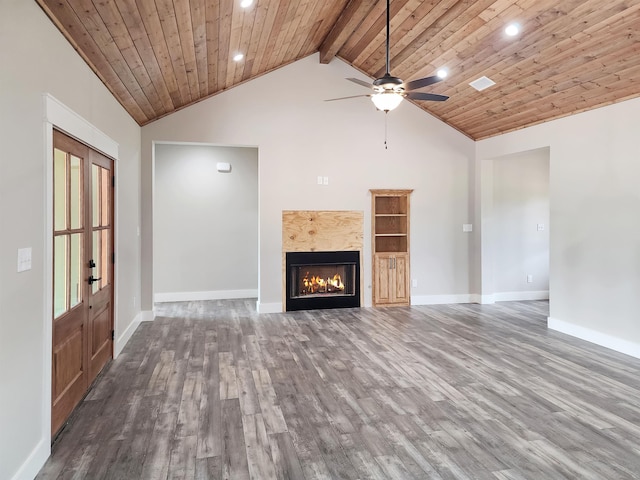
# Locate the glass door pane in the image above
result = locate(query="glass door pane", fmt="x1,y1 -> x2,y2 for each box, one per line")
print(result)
70,233 -> 83,308
54,149 -> 67,231
54,235 -> 68,317
92,230 -> 101,294
101,168 -> 110,226
70,155 -> 83,229
92,164 -> 100,228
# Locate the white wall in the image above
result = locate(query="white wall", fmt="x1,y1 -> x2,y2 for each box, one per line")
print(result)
0,2 -> 141,479
141,54 -> 476,311
492,148 -> 549,299
477,98 -> 640,357
154,144 -> 258,299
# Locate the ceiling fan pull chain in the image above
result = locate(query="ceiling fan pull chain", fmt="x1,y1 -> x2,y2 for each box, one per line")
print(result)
385,112 -> 388,150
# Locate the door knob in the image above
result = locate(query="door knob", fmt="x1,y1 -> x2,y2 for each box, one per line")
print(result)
88,275 -> 101,285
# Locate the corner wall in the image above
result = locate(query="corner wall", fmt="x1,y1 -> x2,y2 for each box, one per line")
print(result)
477,98 -> 640,357
0,2 -> 141,479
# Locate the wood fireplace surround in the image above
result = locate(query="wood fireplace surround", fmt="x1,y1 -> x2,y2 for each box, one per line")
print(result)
282,210 -> 364,312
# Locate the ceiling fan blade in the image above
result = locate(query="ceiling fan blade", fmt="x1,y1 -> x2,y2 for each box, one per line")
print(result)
403,75 -> 442,91
325,94 -> 372,102
405,92 -> 449,102
346,77 -> 373,89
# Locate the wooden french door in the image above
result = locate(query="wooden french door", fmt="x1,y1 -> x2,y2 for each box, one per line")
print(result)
52,130 -> 114,436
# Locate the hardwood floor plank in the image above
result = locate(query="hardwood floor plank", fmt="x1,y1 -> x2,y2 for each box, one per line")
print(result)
269,432 -> 306,480
219,351 -> 239,400
221,399 -> 250,480
37,299 -> 640,480
241,413 -> 278,480
140,411 -> 177,479
168,435 -> 197,480
197,341 -> 221,458
194,455 -> 222,479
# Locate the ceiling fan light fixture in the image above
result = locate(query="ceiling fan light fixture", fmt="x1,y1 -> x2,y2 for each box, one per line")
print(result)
437,68 -> 448,79
240,0 -> 254,8
233,53 -> 244,62
371,92 -> 404,112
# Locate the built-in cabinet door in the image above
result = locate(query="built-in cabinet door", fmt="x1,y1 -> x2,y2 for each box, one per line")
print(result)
52,130 -> 114,437
392,254 -> 410,304
374,254 -> 394,304
373,253 -> 410,306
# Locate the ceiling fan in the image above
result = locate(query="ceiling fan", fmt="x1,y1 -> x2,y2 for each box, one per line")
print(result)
326,0 -> 449,111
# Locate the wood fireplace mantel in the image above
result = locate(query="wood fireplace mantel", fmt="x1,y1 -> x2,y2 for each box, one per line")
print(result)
282,210 -> 364,311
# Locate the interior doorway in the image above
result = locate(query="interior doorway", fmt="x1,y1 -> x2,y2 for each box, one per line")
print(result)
152,143 -> 259,304
489,147 -> 550,302
51,130 -> 114,436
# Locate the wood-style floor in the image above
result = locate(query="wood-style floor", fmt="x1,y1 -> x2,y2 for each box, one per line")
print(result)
37,300 -> 640,479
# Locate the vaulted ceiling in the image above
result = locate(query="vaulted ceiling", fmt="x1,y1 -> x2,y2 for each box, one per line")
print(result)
36,0 -> 640,139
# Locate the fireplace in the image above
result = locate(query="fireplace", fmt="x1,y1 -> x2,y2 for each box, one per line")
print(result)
286,251 -> 360,311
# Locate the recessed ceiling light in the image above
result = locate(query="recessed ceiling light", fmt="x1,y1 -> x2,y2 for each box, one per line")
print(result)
240,0 -> 253,7
505,23 -> 520,36
437,68 -> 448,79
233,53 -> 244,62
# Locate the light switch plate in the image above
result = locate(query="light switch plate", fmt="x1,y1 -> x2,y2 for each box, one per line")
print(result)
537,223 -> 545,231
323,176 -> 329,185
17,247 -> 32,272
317,176 -> 323,185
463,224 -> 473,232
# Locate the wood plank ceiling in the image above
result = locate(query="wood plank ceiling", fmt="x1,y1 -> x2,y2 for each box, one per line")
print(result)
36,0 -> 640,140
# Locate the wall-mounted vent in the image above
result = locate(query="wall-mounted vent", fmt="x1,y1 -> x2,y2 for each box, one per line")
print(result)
469,76 -> 496,91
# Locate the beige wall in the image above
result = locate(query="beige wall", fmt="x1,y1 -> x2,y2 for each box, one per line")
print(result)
141,54 -> 476,311
492,148 -> 550,297
477,97 -> 640,356
154,144 -> 258,297
0,2 -> 141,479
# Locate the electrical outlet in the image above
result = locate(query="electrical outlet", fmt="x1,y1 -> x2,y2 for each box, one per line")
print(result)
537,223 -> 545,231
527,274 -> 533,283
412,279 -> 418,287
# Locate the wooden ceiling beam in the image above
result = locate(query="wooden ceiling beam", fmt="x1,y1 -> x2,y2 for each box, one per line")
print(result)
318,0 -> 378,64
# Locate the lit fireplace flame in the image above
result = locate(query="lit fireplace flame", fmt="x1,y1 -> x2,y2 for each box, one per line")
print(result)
302,272 -> 344,294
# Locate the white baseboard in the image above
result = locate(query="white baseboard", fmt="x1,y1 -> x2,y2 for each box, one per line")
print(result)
494,290 -> 549,302
412,294 -> 474,305
469,294 -> 494,304
154,289 -> 258,303
114,312 -> 142,358
141,310 -> 155,322
9,437 -> 49,480
548,317 -> 640,360
256,301 -> 282,313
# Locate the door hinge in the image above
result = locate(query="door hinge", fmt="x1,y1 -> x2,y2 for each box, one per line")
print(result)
112,252 -> 115,264
112,175 -> 115,188
111,330 -> 115,341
